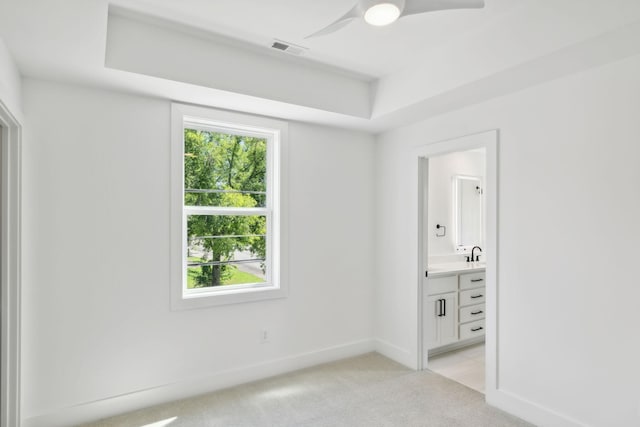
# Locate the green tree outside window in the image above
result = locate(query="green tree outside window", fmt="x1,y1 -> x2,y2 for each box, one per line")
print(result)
184,129 -> 267,287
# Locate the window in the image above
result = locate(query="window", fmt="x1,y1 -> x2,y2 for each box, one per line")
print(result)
171,104 -> 288,309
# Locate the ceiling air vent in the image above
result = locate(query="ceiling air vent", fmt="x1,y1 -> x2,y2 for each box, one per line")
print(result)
270,39 -> 308,56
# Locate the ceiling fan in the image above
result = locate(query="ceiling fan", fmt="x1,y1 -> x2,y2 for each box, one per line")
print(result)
306,0 -> 485,38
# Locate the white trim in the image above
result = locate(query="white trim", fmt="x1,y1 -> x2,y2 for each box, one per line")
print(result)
416,156 -> 429,370
184,206 -> 270,216
415,130 -> 497,396
487,389 -> 586,427
0,98 -> 22,427
170,103 -> 289,310
373,338 -> 414,368
22,339 -> 375,427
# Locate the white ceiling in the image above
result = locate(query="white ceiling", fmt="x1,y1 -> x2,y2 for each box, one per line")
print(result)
2,0 -> 640,132
119,0 -> 520,77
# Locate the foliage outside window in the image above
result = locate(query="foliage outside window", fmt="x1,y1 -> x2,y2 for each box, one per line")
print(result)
172,104 -> 286,308
185,129 -> 269,288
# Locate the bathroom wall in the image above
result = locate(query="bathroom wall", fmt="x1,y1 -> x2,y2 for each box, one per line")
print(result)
427,149 -> 485,263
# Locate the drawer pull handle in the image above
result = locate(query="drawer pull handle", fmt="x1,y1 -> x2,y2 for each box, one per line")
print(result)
470,294 -> 483,299
471,327 -> 484,332
471,279 -> 484,282
471,310 -> 483,315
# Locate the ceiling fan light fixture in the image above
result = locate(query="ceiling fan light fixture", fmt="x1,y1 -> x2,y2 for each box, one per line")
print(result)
364,3 -> 401,26
306,0 -> 484,38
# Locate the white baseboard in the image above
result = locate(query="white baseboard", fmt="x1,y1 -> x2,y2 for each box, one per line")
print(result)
23,339 -> 375,427
487,388 -> 586,427
23,338 -> 587,427
373,338 -> 414,369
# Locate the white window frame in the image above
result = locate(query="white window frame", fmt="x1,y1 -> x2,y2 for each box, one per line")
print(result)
171,103 -> 288,309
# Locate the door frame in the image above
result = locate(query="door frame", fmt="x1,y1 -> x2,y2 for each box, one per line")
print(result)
416,130 -> 498,396
0,98 -> 22,427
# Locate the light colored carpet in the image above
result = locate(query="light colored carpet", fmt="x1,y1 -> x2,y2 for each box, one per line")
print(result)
84,353 -> 533,427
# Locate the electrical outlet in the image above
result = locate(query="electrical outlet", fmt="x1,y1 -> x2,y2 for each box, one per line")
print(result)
260,329 -> 269,344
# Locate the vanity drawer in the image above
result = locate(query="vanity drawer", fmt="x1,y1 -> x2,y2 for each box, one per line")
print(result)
460,288 -> 486,306
427,275 -> 457,295
460,303 -> 486,323
460,319 -> 485,340
460,272 -> 486,290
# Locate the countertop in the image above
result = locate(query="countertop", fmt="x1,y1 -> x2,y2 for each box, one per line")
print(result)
427,262 -> 486,277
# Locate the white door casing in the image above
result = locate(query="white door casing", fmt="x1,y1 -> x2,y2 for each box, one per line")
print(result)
416,130 -> 498,398
0,98 -> 22,427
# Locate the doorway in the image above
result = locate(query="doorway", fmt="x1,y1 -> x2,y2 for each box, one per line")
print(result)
417,130 -> 498,397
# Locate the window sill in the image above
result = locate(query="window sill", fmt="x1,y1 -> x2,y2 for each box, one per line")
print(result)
171,283 -> 287,310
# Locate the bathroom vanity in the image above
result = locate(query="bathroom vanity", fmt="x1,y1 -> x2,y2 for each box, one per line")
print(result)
422,148 -> 487,362
423,263 -> 486,359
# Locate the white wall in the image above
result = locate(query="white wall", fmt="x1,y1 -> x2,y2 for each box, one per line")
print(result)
21,79 -> 375,426
17,34 -> 640,427
0,37 -> 22,119
427,150 -> 485,260
375,53 -> 640,426
105,11 -> 372,119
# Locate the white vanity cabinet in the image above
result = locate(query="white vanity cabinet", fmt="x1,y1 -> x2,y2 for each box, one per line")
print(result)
458,271 -> 486,342
424,291 -> 458,349
423,267 -> 486,355
423,275 -> 458,350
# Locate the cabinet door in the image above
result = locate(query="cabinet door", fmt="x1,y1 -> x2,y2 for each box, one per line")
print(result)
424,292 -> 459,350
424,294 -> 441,350
439,292 -> 459,346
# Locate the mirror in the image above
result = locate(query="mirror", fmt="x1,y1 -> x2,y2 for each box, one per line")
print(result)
453,175 -> 483,251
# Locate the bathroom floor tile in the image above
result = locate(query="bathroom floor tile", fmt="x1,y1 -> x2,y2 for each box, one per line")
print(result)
428,344 -> 485,393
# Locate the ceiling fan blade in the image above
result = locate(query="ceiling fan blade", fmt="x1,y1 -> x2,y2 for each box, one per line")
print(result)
305,4 -> 360,39
402,0 -> 485,17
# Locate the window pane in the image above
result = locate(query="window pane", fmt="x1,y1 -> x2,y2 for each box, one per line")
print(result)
187,262 -> 266,289
184,128 -> 267,207
186,214 -> 267,288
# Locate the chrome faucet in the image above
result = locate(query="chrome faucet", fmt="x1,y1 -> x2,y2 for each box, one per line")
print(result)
467,246 -> 482,262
